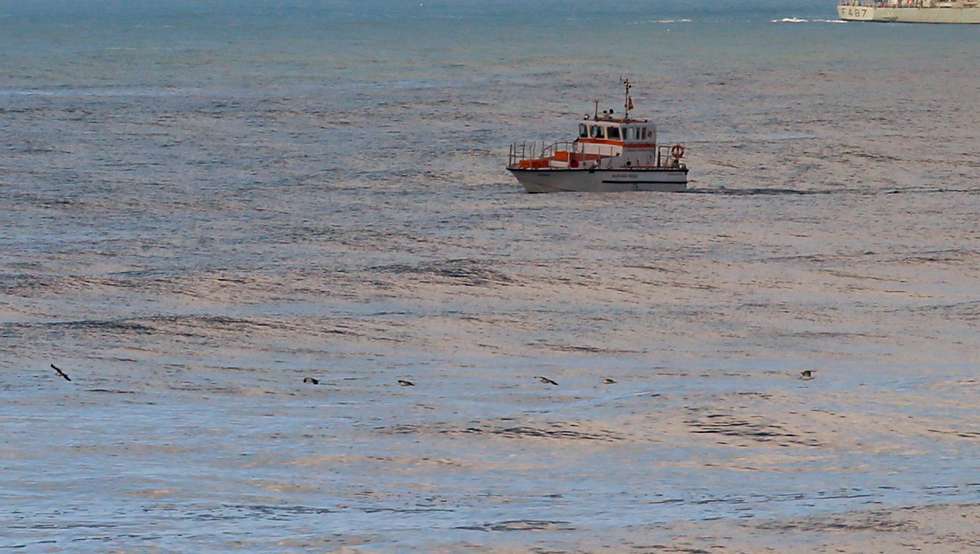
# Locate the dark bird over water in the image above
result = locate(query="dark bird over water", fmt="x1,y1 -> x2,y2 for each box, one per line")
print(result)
536,376 -> 559,386
603,378 -> 617,384
398,379 -> 415,387
50,364 -> 71,382
303,377 -> 319,385
800,370 -> 815,381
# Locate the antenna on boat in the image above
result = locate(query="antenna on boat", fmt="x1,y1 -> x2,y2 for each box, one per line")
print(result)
622,76 -> 633,120
592,98 -> 599,121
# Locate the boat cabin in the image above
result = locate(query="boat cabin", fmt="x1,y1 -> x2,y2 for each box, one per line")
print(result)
574,116 -> 658,164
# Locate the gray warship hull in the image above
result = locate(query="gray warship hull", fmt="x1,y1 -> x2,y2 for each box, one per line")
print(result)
838,3 -> 980,23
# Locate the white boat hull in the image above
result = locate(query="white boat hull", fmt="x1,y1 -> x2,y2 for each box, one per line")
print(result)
838,5 -> 980,23
509,168 -> 687,193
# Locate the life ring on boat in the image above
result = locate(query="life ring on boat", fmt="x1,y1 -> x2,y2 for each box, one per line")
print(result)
671,144 -> 686,159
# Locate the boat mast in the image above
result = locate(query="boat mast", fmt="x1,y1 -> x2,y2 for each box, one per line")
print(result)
622,77 -> 633,120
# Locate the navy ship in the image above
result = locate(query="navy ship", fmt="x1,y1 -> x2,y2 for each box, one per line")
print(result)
839,1 -> 980,23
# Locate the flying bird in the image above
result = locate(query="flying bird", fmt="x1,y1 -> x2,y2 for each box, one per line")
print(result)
50,364 -> 71,382
603,378 -> 617,384
398,379 -> 415,387
536,376 -> 559,386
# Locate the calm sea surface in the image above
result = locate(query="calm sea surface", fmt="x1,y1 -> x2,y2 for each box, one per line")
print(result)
1,1 -> 978,551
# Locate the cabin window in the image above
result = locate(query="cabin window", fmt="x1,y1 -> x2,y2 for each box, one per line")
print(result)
590,125 -> 602,138
626,127 -> 638,141
607,127 -> 621,140
579,124 -> 588,138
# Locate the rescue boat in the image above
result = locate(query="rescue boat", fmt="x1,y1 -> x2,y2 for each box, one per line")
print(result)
507,79 -> 689,193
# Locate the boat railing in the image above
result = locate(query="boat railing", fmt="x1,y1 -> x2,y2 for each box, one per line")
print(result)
837,0 -> 924,6
654,145 -> 687,170
509,140 -> 687,170
539,141 -> 578,160
507,141 -> 577,168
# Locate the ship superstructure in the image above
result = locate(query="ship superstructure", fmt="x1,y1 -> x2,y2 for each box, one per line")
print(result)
838,1 -> 980,23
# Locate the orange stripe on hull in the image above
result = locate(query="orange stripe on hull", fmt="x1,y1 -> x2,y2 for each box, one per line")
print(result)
577,138 -> 625,146
517,158 -> 550,169
577,139 -> 657,149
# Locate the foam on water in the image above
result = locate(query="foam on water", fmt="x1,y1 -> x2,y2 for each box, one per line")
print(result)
772,17 -> 848,24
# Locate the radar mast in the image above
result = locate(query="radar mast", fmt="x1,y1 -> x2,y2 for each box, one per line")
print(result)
622,77 -> 634,121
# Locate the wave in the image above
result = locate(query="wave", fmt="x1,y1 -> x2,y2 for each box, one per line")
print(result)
627,18 -> 693,25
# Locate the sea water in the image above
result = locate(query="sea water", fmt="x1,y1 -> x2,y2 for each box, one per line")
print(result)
1,1 -> 978,551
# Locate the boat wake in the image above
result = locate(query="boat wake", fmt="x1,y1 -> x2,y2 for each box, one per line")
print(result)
683,187 -> 833,196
